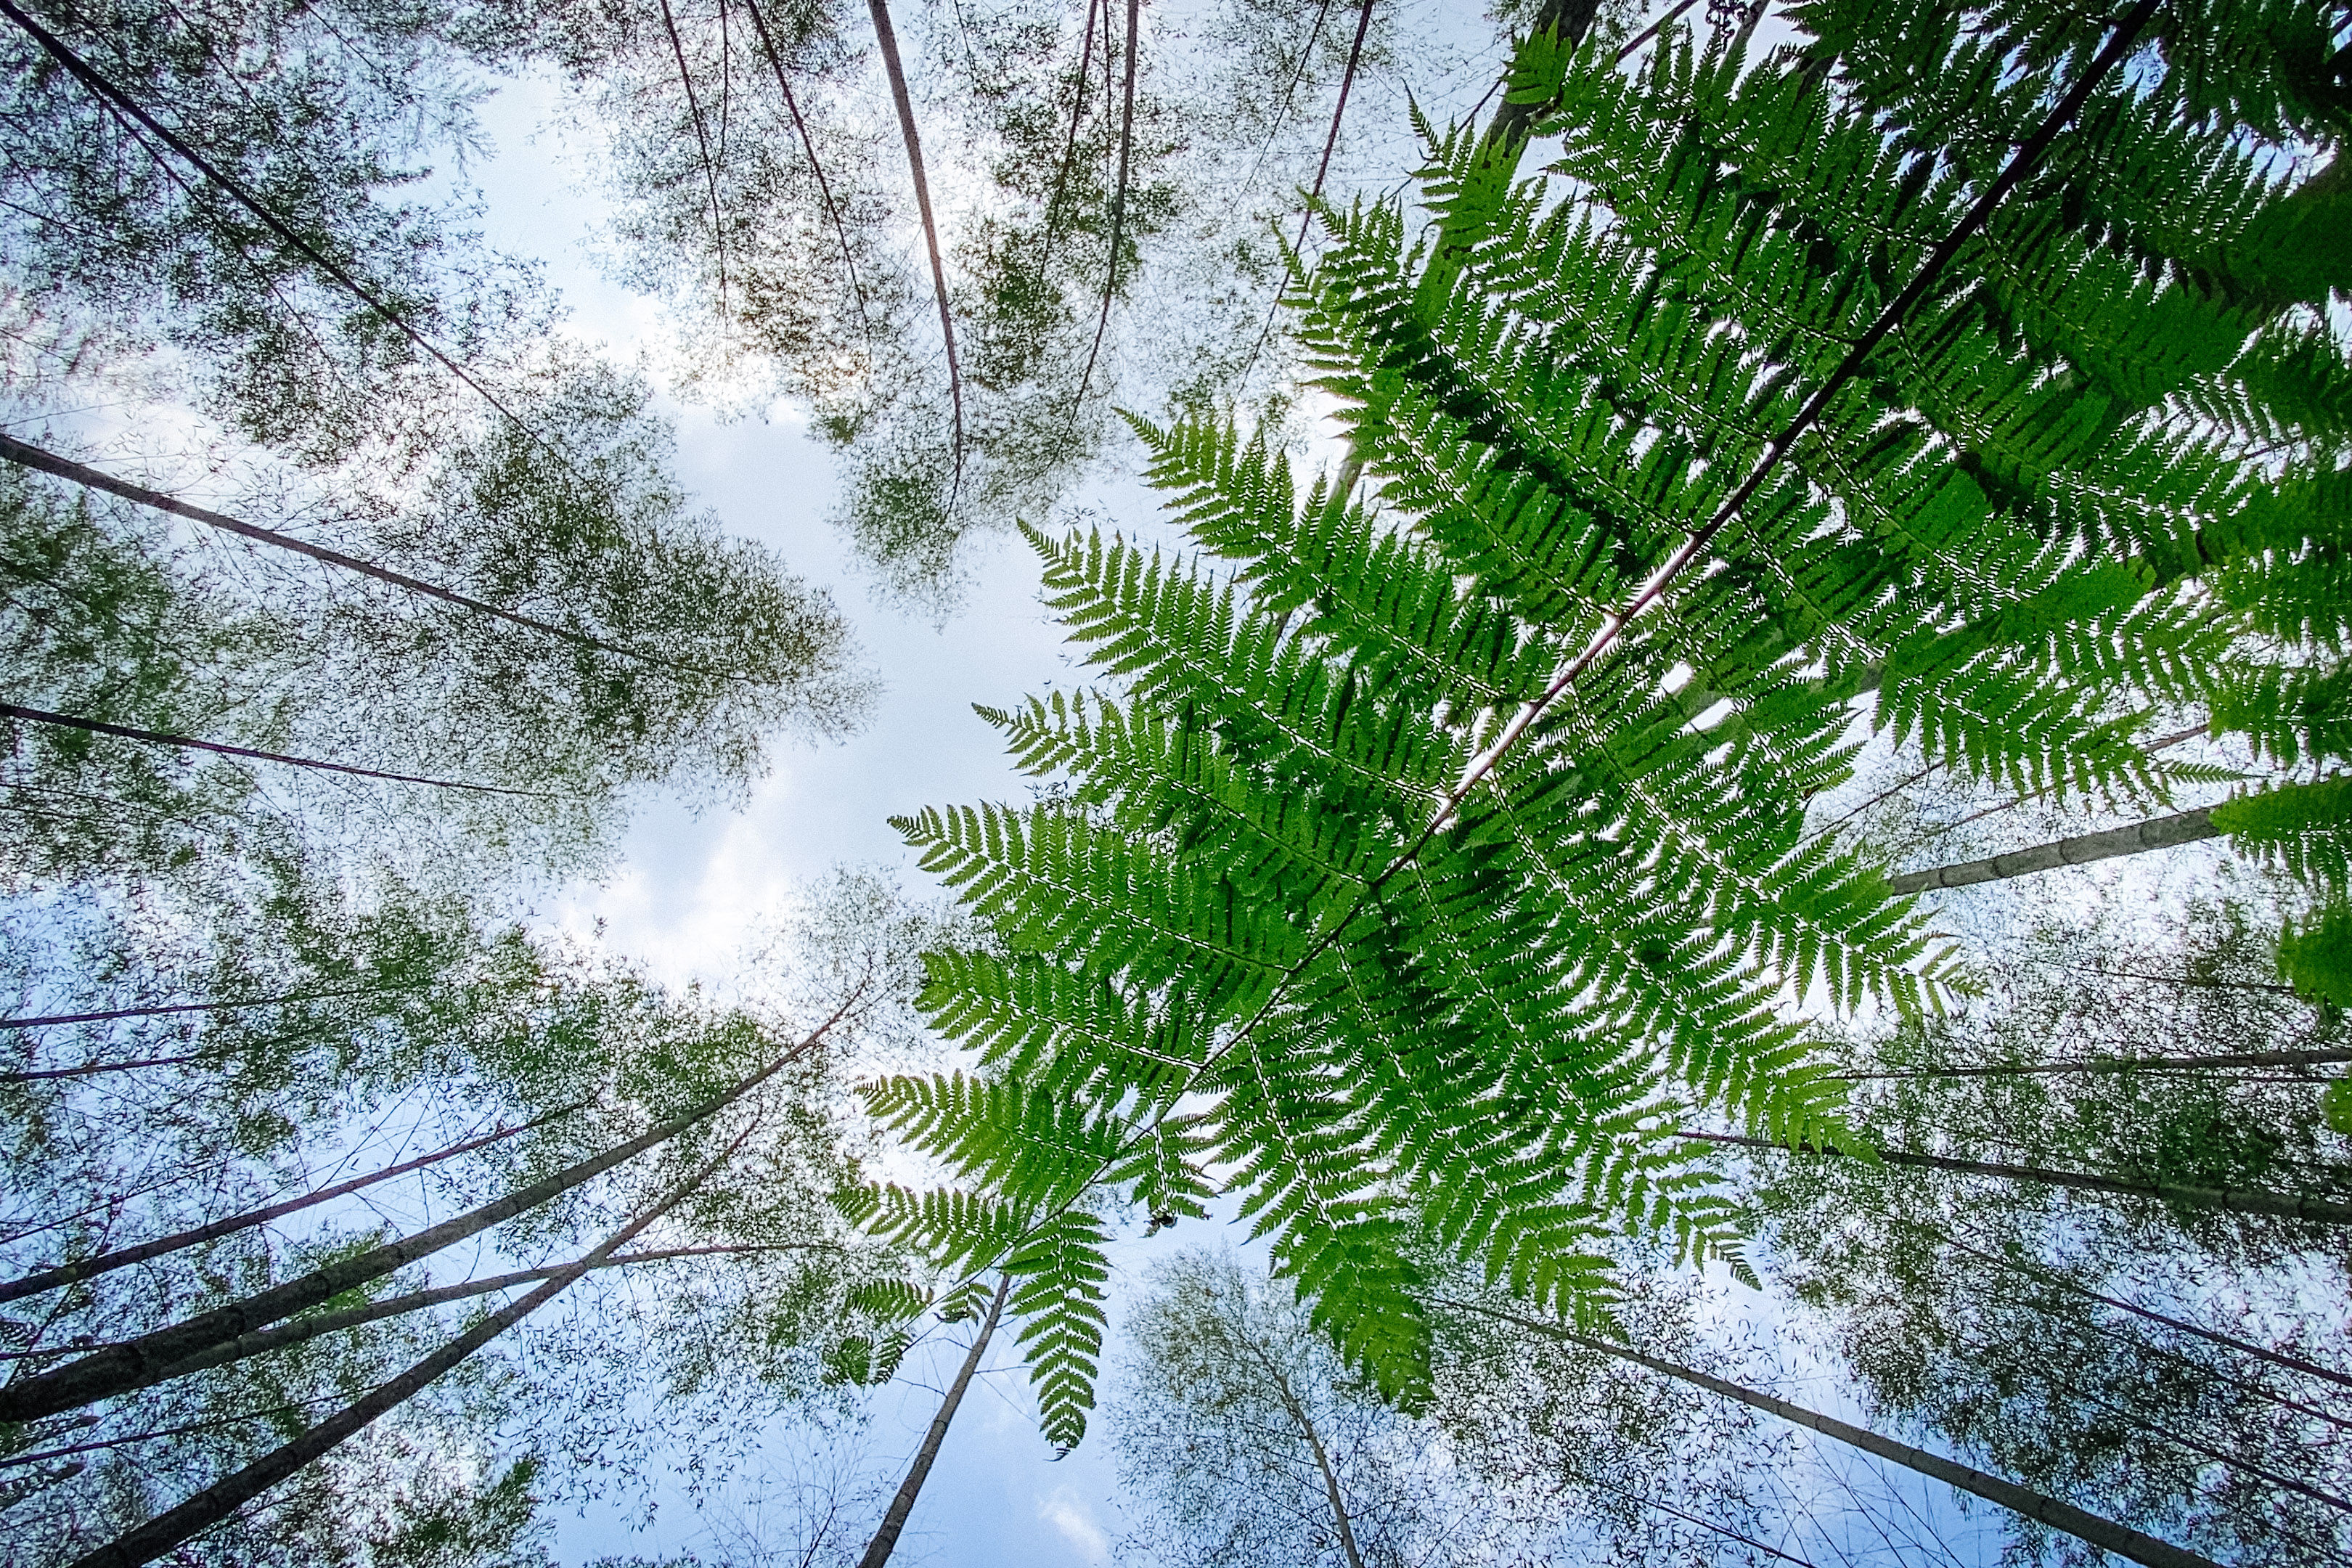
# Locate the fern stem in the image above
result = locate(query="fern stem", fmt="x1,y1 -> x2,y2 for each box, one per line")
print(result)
1435,1297 -> 2229,1568
1679,1129 -> 2352,1227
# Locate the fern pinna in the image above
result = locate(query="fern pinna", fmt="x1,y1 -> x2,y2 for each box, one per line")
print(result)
863,2 -> 2351,1445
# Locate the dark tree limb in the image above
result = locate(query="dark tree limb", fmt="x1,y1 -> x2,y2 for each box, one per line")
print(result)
1,983 -> 399,1032
0,434 -> 738,682
1935,1228 -> 2352,1393
1,1053 -> 202,1084
1437,1297 -> 2228,1568
1679,1129 -> 2352,1227
0,1101 -> 590,1305
0,703 -> 555,799
147,1242 -> 818,1384
1034,0 -> 1101,282
0,0 -> 558,460
856,1271 -> 1010,1568
1840,1045 -> 2352,1079
660,0 -> 730,311
866,0 -> 965,483
1071,0 -> 1141,412
741,0 -> 873,334
60,1127 -> 754,1568
0,989 -> 857,1424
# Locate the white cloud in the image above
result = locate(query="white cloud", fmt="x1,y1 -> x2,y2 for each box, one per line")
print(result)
1036,1487 -> 1110,1564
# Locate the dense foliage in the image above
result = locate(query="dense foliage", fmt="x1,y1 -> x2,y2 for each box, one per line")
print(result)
874,0 -> 2352,1457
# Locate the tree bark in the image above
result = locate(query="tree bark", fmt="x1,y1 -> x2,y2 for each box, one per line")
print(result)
1242,1328 -> 1368,1568
0,1101 -> 590,1304
740,0 -> 870,333
0,703 -> 550,798
146,1244 -> 820,1384
856,1271 -> 1011,1568
1072,0 -> 1142,412
60,1127 -> 751,1568
1,983 -> 397,1031
0,434 -> 715,679
1,1053 -> 201,1083
1890,807 -> 2219,894
1678,1129 -> 2352,1227
0,997 -> 852,1424
865,0 -> 963,479
1935,1228 -> 2352,1393
1436,1297 -> 2226,1568
1840,1045 -> 2352,1079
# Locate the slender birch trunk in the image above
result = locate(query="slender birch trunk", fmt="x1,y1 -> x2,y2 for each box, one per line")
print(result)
146,1244 -> 815,1384
865,0 -> 963,478
0,1101 -> 591,1304
1678,1129 -> 2352,1227
0,995 -> 854,1425
60,1127 -> 754,1568
1437,1298 -> 2226,1568
1840,1045 -> 2352,1079
1890,807 -> 2218,893
1932,1228 -> 2352,1392
856,1272 -> 1012,1568
0,434 -> 718,679
0,983 -> 399,1031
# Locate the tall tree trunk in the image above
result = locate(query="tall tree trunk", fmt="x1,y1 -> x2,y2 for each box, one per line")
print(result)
0,0 -> 555,454
740,0 -> 870,333
1890,807 -> 2218,894
1413,0 -> 1605,309
60,1125 -> 751,1568
865,0 -> 963,481
1,1053 -> 202,1083
147,1244 -> 815,1384
1,982 -> 399,1031
1437,1298 -> 2226,1568
0,436 -> 719,679
1071,0 -> 1142,411
0,1101 -> 590,1305
856,1272 -> 1011,1568
0,703 -> 548,798
1677,1129 -> 2352,1227
1840,1045 -> 2352,1079
0,995 -> 855,1425
1240,1328 -> 1368,1568
1932,1228 -> 2352,1392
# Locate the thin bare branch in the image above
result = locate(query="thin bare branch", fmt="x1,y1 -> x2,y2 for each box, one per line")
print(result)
741,0 -> 873,335
1071,0 -> 1142,412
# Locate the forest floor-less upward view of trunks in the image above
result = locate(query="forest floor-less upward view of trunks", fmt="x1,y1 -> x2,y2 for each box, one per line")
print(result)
2,1 -> 2348,1565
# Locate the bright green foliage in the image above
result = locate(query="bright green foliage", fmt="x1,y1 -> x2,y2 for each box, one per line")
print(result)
870,6 -> 2349,1434
2278,903 -> 2352,1005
